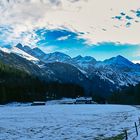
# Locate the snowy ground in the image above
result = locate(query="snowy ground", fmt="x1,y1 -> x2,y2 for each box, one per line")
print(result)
0,104 -> 140,140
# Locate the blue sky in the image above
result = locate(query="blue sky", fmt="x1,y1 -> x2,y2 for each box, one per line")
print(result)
34,29 -> 140,61
1,27 -> 139,61
0,0 -> 140,62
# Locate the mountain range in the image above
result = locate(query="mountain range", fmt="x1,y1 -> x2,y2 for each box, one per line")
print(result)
0,43 -> 140,98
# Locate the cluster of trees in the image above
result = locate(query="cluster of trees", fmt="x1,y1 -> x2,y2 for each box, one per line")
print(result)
0,61 -> 84,104
0,61 -> 47,104
45,82 -> 84,100
108,84 -> 140,105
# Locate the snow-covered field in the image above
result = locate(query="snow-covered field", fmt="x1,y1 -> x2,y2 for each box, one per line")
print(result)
0,104 -> 140,140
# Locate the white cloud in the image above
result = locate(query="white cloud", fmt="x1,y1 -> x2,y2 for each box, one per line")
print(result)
0,0 -> 140,46
57,35 -> 71,41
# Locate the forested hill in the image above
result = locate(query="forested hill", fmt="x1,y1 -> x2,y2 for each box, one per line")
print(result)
109,83 -> 140,105
0,61 -> 84,104
0,60 -> 47,104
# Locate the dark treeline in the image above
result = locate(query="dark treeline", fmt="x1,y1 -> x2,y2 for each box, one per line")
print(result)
0,61 -> 84,104
0,61 -> 47,104
108,84 -> 140,105
45,82 -> 84,100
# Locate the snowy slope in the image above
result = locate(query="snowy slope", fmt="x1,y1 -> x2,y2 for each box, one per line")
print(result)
70,55 -> 140,88
0,47 -> 10,53
93,56 -> 140,87
0,104 -> 139,140
11,46 -> 39,62
0,46 -> 39,62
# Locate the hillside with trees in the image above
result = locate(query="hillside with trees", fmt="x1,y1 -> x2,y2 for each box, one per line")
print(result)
108,84 -> 140,105
0,61 -> 84,104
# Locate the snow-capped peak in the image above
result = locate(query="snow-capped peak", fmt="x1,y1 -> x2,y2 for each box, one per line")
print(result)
12,46 -> 39,61
102,55 -> 133,67
42,51 -> 71,63
73,55 -> 83,60
0,46 -> 39,62
73,55 -> 96,64
49,52 -> 71,58
31,47 -> 46,57
16,43 -> 32,53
